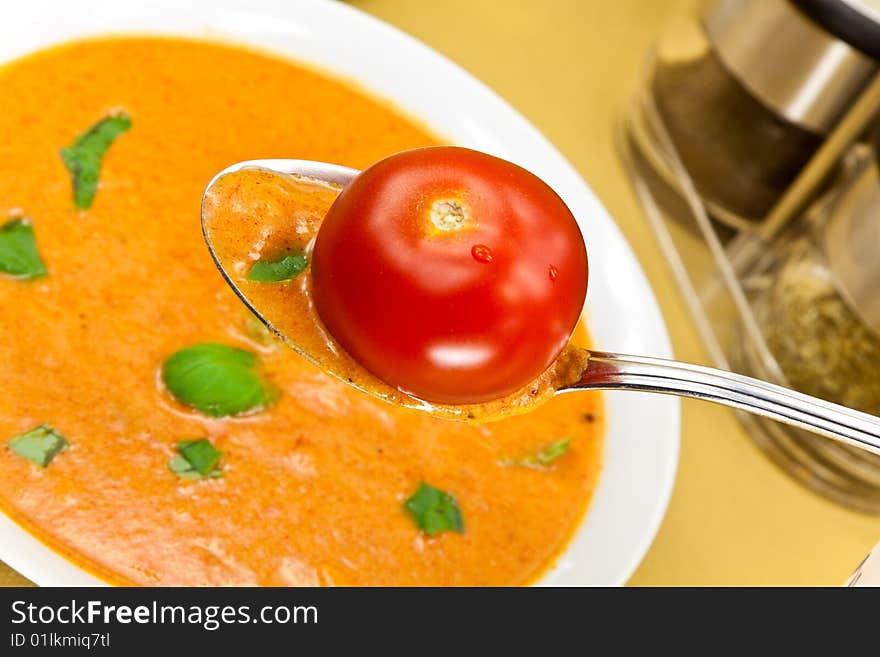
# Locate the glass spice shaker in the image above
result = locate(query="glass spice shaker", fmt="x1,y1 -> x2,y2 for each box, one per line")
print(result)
736,136 -> 880,512
626,0 -> 879,229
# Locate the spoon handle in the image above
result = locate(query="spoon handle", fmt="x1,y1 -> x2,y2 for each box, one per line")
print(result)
565,350 -> 880,456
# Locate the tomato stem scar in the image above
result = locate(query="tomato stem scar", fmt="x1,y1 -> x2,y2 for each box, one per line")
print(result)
429,199 -> 469,232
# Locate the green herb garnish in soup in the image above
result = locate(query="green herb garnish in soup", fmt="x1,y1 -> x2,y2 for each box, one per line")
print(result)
404,482 -> 464,536
0,218 -> 47,279
60,112 -> 132,209
247,252 -> 308,283
8,425 -> 68,467
507,437 -> 571,468
169,439 -> 223,480
162,342 -> 278,417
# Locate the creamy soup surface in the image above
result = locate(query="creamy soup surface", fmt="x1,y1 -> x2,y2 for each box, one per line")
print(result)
0,37 -> 603,586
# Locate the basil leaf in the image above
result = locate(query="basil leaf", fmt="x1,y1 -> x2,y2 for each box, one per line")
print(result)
169,459 -> 221,480
508,437 -> 571,468
60,112 -> 132,209
8,424 -> 68,467
162,343 -> 278,417
404,482 -> 464,536
0,218 -> 47,279
169,439 -> 222,479
247,252 -> 308,283
168,454 -> 198,478
178,439 -> 222,475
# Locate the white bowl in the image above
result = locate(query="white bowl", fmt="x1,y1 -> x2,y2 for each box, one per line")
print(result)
0,0 -> 679,586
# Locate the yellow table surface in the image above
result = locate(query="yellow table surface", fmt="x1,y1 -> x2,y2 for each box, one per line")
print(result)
3,0 -> 880,587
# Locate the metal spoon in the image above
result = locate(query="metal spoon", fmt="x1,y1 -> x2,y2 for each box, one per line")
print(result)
202,159 -> 880,456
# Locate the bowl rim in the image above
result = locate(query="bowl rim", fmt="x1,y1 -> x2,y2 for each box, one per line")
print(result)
0,0 -> 680,587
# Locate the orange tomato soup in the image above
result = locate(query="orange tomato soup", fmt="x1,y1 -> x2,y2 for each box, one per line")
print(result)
0,37 -> 602,585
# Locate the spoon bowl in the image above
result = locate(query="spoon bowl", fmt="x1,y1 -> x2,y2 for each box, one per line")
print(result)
203,158 -> 880,454
201,158 -> 575,422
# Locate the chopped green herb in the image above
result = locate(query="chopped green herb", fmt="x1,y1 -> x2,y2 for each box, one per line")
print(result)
162,343 -> 278,418
247,252 -> 308,283
404,482 -> 464,536
178,439 -> 222,475
507,437 -> 571,468
8,425 -> 68,467
60,112 -> 132,209
0,218 -> 47,279
168,439 -> 222,480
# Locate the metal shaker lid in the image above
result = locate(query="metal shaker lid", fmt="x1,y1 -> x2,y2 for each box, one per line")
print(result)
794,1 -> 880,59
704,0 -> 878,134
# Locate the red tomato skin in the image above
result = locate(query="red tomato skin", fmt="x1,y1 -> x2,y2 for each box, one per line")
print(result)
311,146 -> 588,405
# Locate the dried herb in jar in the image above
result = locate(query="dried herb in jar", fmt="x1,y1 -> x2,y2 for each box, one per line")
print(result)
755,237 -> 880,414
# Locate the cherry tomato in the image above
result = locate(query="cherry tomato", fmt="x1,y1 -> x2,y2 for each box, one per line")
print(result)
311,146 -> 588,405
